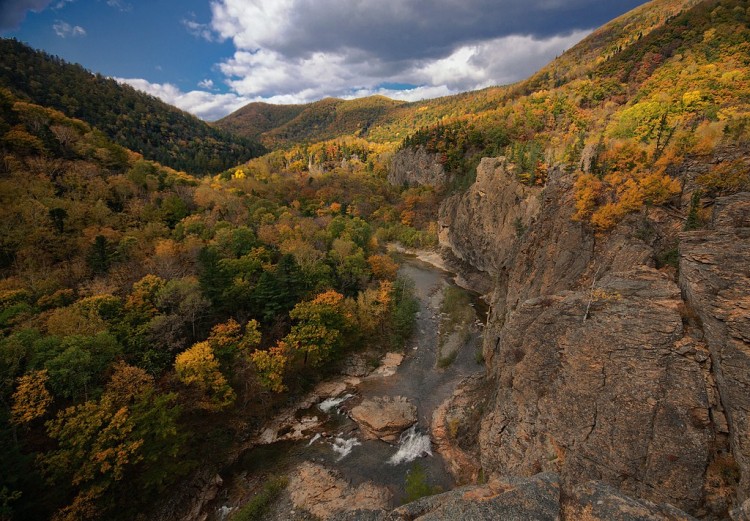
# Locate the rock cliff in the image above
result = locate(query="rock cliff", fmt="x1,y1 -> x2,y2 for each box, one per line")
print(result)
680,192 -> 750,503
435,153 -> 749,517
388,146 -> 448,187
330,472 -> 698,521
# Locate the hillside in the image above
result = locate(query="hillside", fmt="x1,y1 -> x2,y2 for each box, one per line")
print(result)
215,95 -> 406,148
211,101 -> 307,141
0,38 -> 265,175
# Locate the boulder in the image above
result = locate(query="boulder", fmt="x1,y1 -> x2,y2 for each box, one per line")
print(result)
289,462 -> 391,520
350,396 -> 417,443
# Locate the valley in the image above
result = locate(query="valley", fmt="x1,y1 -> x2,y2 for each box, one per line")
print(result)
1,0 -> 749,520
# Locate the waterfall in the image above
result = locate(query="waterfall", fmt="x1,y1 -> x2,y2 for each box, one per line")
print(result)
387,425 -> 432,465
318,393 -> 353,413
332,435 -> 361,460
307,433 -> 322,446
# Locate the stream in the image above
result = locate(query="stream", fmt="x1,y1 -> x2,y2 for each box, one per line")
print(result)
212,254 -> 488,517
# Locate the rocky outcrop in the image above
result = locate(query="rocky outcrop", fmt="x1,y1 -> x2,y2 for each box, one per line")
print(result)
680,192 -> 750,502
430,375 -> 485,485
330,473 -> 697,521
350,396 -> 417,443
438,157 -> 542,274
388,147 -> 448,187
393,473 -> 561,521
479,267 -> 714,512
564,480 -> 697,521
289,462 -> 391,520
434,152 -> 749,516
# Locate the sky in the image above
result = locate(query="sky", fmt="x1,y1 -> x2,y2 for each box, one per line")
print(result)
1,0 -> 649,121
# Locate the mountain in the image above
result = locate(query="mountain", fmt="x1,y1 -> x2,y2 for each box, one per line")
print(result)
0,38 -> 265,175
211,101 -> 307,142
214,95 -> 406,147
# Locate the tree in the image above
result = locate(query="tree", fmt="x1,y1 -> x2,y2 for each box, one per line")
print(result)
286,290 -> 348,366
174,341 -> 235,411
40,364 -> 185,521
10,369 -> 52,425
86,235 -> 113,274
367,254 -> 398,281
250,342 -> 289,393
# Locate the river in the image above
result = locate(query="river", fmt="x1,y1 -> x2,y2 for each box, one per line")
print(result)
212,254 -> 487,517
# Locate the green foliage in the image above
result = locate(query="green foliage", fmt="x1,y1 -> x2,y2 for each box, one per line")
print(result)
388,277 -> 419,350
684,191 -> 704,230
656,246 -> 680,269
230,476 -> 288,521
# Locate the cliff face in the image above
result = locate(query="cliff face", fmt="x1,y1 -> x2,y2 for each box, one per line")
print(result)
437,154 -> 748,517
438,158 -> 542,275
387,146 -> 448,187
680,193 -> 750,503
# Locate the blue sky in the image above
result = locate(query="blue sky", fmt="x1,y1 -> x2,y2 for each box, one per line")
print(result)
1,0 -> 649,121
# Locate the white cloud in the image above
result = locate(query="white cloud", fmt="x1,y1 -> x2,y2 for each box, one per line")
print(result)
198,79 -> 215,90
214,31 -> 588,106
115,0 -> 619,120
186,0 -> 598,115
53,0 -> 75,10
52,19 -> 85,37
182,14 -> 215,42
106,0 -> 131,12
407,30 -> 590,89
115,77 -> 253,121
114,27 -> 589,121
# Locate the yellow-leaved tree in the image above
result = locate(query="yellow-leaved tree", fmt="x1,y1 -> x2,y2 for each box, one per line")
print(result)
174,341 -> 235,410
250,341 -> 289,393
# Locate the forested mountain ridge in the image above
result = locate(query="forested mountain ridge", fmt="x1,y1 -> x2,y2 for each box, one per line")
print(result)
0,38 -> 266,175
214,95 -> 406,148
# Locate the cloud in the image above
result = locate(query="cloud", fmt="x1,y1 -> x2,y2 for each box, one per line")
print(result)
198,79 -> 215,89
194,0 -> 643,112
217,30 -> 587,102
210,0 -> 643,61
53,0 -> 75,10
122,1 -> 642,120
0,0 -> 53,30
182,13 -> 215,41
115,77 -> 253,121
106,0 -> 132,12
52,19 -> 85,37
114,27 -> 589,121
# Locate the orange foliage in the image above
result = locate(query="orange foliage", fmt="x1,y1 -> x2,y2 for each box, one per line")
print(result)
11,369 -> 52,425
368,254 -> 399,280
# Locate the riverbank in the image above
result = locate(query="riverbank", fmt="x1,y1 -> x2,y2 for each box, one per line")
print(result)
198,255 -> 487,520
